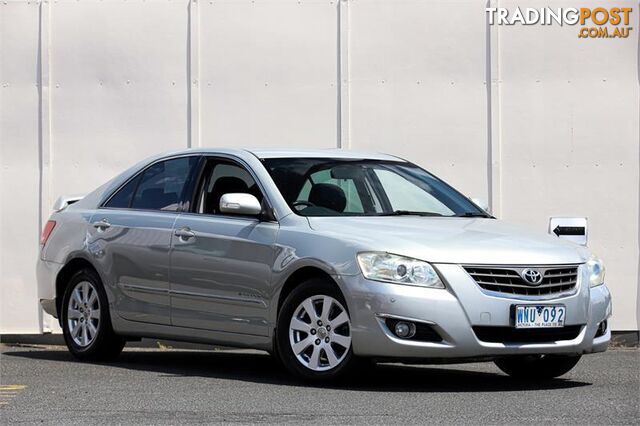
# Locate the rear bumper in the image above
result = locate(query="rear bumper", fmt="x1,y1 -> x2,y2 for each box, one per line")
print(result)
341,263 -> 611,359
37,259 -> 64,318
40,298 -> 58,318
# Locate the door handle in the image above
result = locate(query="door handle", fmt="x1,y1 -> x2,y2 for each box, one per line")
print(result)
93,219 -> 111,230
174,227 -> 195,240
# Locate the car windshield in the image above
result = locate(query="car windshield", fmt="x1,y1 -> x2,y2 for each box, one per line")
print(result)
261,158 -> 490,217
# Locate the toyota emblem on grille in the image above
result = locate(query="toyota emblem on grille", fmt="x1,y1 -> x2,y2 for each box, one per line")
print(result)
522,269 -> 543,285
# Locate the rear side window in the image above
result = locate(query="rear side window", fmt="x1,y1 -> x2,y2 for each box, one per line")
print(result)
105,156 -> 198,211
131,157 -> 197,211
104,175 -> 141,209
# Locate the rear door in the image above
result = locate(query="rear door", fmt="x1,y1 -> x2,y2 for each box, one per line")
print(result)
169,157 -> 278,336
88,155 -> 200,325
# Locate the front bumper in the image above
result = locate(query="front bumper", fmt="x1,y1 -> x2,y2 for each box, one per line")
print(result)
341,263 -> 611,359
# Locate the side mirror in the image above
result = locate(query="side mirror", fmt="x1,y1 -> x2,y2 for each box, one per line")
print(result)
471,197 -> 490,214
219,193 -> 262,216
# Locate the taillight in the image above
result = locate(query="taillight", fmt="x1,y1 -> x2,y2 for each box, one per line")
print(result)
40,220 -> 56,246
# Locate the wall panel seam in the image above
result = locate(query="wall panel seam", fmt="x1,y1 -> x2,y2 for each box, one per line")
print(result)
37,0 -> 53,333
338,0 -> 349,149
488,0 -> 502,216
188,0 -> 201,148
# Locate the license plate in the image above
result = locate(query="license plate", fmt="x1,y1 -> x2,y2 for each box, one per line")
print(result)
515,305 -> 565,328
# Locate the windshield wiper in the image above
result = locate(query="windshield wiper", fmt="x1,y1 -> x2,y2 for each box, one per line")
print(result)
456,212 -> 492,218
379,210 -> 444,217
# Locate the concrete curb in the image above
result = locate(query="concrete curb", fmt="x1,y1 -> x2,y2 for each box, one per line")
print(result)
610,331 -> 639,348
0,334 -> 226,350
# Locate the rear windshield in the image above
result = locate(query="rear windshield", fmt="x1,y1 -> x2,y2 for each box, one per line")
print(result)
261,158 -> 488,217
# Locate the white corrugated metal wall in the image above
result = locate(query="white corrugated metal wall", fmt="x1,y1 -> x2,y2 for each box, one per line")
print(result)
1,0 -> 638,334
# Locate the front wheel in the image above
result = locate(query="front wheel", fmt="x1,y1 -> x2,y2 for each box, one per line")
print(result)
494,354 -> 582,379
276,278 -> 358,381
61,269 -> 125,361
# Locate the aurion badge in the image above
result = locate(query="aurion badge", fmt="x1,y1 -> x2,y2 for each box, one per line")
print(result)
522,269 -> 543,285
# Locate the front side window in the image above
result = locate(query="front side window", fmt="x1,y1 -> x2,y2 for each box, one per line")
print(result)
195,160 -> 263,215
106,156 -> 198,211
262,158 -> 488,217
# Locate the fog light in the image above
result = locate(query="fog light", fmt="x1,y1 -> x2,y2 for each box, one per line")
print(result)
394,321 -> 416,339
595,320 -> 607,338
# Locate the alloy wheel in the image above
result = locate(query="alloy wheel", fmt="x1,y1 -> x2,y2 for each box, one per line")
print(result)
67,281 -> 101,347
289,295 -> 351,371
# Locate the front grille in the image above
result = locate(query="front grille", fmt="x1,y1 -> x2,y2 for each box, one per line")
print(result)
464,265 -> 579,296
473,325 -> 583,344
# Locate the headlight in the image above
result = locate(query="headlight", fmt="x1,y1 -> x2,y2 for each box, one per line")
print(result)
357,252 -> 444,288
586,255 -> 605,287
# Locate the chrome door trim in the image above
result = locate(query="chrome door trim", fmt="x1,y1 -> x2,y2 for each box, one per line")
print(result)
119,283 -> 170,295
121,283 -> 266,307
170,289 -> 267,307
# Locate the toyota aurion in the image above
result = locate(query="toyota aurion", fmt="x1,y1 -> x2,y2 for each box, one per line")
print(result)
37,148 -> 611,381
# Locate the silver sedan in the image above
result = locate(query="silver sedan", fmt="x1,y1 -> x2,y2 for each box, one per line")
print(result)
37,148 -> 611,381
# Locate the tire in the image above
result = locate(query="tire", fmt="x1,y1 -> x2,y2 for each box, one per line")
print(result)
61,268 -> 125,361
494,354 -> 582,379
276,278 -> 358,381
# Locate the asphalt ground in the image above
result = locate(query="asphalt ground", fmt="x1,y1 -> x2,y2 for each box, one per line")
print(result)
0,344 -> 638,425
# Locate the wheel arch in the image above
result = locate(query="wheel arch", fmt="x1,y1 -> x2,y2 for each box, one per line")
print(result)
55,257 -> 101,324
276,265 -> 344,321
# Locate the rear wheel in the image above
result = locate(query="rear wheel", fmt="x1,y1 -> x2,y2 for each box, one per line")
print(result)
276,278 -> 357,381
495,354 -> 582,379
61,269 -> 125,361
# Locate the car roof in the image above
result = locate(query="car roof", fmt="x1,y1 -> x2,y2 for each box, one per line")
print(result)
160,147 -> 405,162
245,148 -> 404,161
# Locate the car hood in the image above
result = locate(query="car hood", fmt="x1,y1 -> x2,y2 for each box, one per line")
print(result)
306,216 -> 589,265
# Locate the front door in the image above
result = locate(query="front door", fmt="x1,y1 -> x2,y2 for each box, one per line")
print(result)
170,158 -> 278,336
